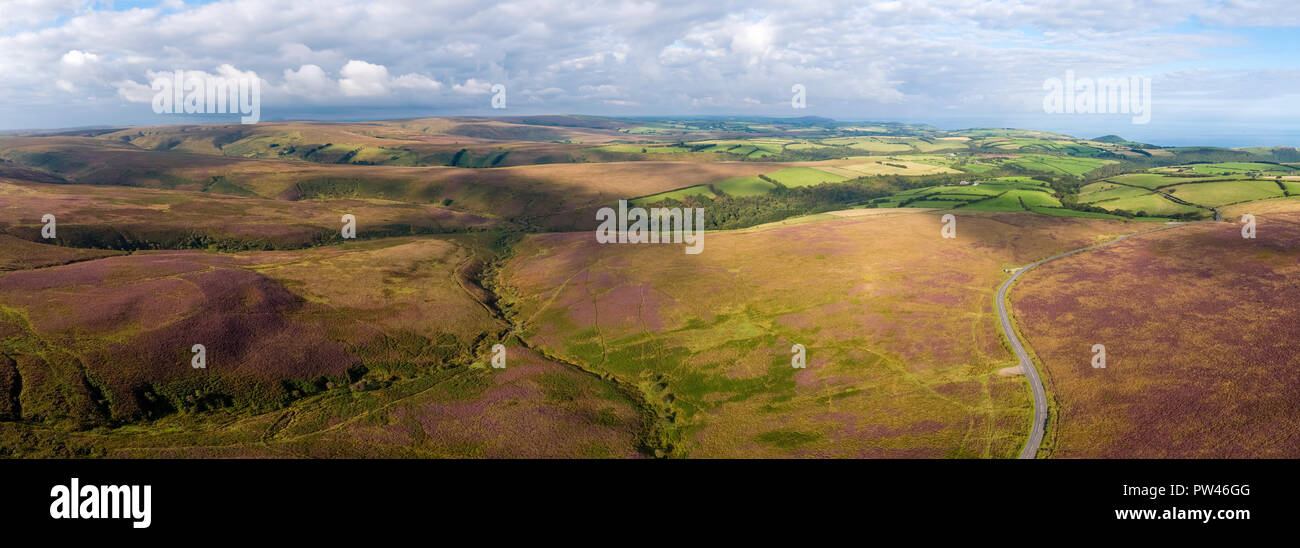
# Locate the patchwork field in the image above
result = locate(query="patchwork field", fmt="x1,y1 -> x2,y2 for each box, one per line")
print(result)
961,189 -> 1062,211
1001,154 -> 1114,177
1154,162 -> 1300,177
1164,180 -> 1289,207
869,179 -> 1154,220
1094,192 -> 1202,216
1079,181 -> 1157,202
1078,173 -> 1298,218
1106,173 -> 1181,189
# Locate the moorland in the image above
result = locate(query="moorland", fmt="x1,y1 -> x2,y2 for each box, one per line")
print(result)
1,115 -> 1296,458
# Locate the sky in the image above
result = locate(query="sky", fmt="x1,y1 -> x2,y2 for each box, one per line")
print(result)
2,0 -> 1299,146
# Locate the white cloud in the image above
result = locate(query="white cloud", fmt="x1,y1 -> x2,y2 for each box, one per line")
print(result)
729,18 -> 774,64
578,84 -> 621,97
339,59 -> 390,97
391,73 -> 442,91
0,0 -> 88,33
113,79 -> 153,103
112,65 -> 264,104
453,78 -> 493,94
336,59 -> 442,97
60,49 -> 98,67
282,64 -> 333,96
0,0 -> 1297,136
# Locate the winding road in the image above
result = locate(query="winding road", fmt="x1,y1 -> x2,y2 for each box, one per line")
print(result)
996,222 -> 1200,459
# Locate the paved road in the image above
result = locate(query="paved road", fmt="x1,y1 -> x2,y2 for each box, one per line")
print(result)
996,222 -> 1199,459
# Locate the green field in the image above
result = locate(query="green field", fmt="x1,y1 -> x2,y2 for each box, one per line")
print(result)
714,176 -> 777,197
765,167 -> 849,187
960,189 -> 1061,211
1164,180 -> 1289,207
823,158 -> 959,177
989,176 -> 1049,185
1080,181 -> 1156,203
1107,173 -> 1184,189
631,184 -> 716,205
1098,193 -> 1202,216
1027,206 -> 1165,220
1090,177 -> 1292,211
875,178 -> 1174,221
847,140 -> 915,153
1003,154 -> 1113,177
982,138 -> 1111,157
1160,162 -> 1300,176
912,138 -> 970,153
632,175 -> 783,204
906,200 -> 968,208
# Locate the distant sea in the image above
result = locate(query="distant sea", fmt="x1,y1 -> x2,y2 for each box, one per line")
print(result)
1133,129 -> 1300,149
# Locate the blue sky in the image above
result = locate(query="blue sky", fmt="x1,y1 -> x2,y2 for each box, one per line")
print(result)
2,0 -> 1300,146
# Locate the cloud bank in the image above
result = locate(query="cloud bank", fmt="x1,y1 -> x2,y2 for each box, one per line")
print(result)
2,0 -> 1299,144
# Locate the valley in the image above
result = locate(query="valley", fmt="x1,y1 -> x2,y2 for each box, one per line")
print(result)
1,115 -> 1297,458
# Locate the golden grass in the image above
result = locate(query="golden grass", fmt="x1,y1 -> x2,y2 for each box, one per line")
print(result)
503,211 -> 1152,457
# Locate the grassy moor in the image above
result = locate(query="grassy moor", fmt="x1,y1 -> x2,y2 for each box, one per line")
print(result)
1012,201 -> 1300,458
1,114 -> 1298,461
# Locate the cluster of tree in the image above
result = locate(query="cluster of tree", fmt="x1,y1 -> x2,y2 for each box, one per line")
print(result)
1106,209 -> 1204,221
210,129 -> 248,150
334,147 -> 362,164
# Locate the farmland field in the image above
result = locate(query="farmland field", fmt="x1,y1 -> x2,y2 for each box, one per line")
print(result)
1155,162 -> 1300,176
713,176 -> 777,197
1079,181 -> 1155,202
1164,180 -> 1288,207
1097,192 -> 1202,216
820,137 -> 914,153
630,184 -> 715,205
960,189 -> 1062,211
1107,173 -> 1184,189
821,158 -> 959,177
1002,154 -> 1114,177
764,167 -> 849,187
